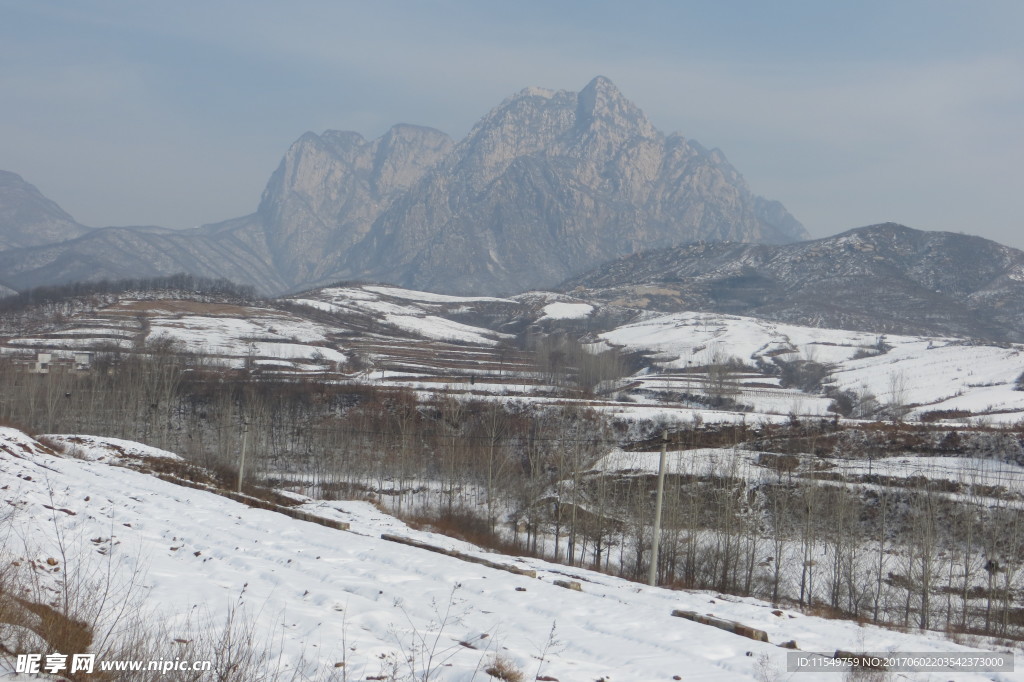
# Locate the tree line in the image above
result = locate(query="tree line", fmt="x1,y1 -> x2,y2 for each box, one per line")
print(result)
0,274 -> 257,312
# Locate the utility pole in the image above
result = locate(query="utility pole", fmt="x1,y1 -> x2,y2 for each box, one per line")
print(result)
237,420 -> 249,493
648,429 -> 669,586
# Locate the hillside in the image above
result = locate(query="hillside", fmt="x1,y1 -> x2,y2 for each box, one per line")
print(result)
3,282 -> 1024,425
2,427 -> 1018,681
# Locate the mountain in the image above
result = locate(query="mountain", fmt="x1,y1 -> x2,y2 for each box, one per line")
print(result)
0,171 -> 91,250
338,76 -> 806,294
562,222 -> 1024,342
0,77 -> 804,296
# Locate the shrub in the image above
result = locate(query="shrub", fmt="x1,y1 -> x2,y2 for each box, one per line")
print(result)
777,359 -> 833,393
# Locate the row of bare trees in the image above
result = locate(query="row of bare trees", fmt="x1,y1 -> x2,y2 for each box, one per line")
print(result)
566,428 -> 1024,638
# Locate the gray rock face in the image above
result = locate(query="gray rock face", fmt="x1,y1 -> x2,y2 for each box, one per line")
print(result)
256,125 -> 454,287
563,223 -> 1024,342
0,77 -> 805,296
345,76 -> 806,294
0,171 -> 91,250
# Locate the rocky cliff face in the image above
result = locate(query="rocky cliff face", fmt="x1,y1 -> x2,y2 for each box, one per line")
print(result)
0,77 -> 805,296
255,125 -> 454,286
343,76 -> 806,294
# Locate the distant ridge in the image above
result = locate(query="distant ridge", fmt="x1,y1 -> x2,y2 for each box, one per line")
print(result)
562,223 -> 1024,342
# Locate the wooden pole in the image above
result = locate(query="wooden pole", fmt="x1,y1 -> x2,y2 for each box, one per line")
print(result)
237,421 -> 248,493
648,429 -> 668,586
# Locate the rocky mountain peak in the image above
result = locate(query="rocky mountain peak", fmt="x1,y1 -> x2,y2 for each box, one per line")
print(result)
349,78 -> 807,294
371,125 -> 454,195
452,84 -> 576,185
456,77 -> 659,182
575,75 -> 656,139
261,125 -> 453,209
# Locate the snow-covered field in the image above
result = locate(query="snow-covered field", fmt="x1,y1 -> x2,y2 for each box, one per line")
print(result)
540,302 -> 594,320
0,299 -> 350,373
592,446 -> 1024,499
600,311 -> 1024,423
362,286 -> 510,305
2,428 -> 1020,681
293,286 -> 515,346
829,342 -> 1024,422
599,311 -> 889,367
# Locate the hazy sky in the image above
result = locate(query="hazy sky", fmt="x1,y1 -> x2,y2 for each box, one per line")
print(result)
2,1 -> 1022,246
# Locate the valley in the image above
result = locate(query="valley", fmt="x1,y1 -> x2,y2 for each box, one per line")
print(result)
3,2 -> 1020,677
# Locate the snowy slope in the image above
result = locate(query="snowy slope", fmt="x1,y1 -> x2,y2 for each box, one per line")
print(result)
828,341 -> 1024,422
1,428 -> 1019,681
292,286 -> 515,346
600,311 -> 1024,423
600,311 -> 888,367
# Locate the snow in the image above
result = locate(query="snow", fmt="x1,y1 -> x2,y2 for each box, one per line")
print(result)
2,337 -> 133,350
592,447 -> 758,477
592,447 -> 1024,504
47,327 -> 135,338
3,427 -> 1018,680
601,311 -> 894,367
145,315 -> 346,365
287,298 -> 346,314
40,434 -> 182,463
293,287 -> 512,345
540,302 -> 593,320
627,372 -> 835,416
362,285 -> 512,304
150,314 -> 331,346
382,314 -> 506,345
828,342 -> 1024,422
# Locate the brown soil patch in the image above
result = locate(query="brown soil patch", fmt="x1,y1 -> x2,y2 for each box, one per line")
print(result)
106,300 -> 274,317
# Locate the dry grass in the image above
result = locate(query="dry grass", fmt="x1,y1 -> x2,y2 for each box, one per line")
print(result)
399,508 -> 535,558
5,596 -> 94,659
484,653 -> 525,681
106,300 -> 264,316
